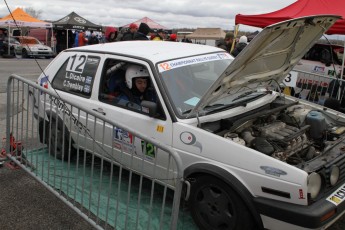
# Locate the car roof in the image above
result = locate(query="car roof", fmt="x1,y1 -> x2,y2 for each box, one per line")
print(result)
314,42 -> 344,49
69,41 -> 225,64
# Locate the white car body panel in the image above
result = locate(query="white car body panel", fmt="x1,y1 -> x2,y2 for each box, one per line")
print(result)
34,15 -> 345,230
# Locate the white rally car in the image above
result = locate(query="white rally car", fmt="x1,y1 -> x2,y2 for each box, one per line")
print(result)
35,15 -> 345,230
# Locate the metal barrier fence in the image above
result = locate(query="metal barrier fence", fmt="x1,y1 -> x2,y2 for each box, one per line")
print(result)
5,74 -> 185,230
285,70 -> 345,109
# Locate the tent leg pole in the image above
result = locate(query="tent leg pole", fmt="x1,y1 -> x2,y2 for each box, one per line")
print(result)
341,38 -> 345,78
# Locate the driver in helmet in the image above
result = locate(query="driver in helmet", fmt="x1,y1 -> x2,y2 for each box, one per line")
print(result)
118,64 -> 156,108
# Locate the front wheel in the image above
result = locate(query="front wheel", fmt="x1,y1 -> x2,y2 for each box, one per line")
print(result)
189,175 -> 255,230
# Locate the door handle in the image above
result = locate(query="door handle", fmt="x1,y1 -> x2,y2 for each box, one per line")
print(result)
92,108 -> 106,115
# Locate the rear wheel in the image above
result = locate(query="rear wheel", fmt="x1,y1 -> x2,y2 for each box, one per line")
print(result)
48,119 -> 72,160
189,175 -> 255,230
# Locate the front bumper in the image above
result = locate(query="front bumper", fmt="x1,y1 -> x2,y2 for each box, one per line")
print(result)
254,193 -> 345,229
28,51 -> 53,57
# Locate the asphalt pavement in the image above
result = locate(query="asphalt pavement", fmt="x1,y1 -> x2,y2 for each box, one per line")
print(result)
0,56 -> 344,230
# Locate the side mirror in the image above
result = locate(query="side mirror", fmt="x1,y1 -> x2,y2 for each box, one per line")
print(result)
141,100 -> 157,117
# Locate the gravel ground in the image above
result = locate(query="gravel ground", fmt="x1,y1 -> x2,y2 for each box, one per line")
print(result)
0,164 -> 96,230
1,162 -> 344,230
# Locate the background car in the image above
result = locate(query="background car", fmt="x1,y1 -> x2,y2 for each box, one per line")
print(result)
0,37 -> 20,57
286,43 -> 345,105
294,43 -> 344,77
13,36 -> 54,59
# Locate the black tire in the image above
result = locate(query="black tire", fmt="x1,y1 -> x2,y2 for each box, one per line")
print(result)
189,175 -> 255,230
48,119 -> 72,160
22,48 -> 28,58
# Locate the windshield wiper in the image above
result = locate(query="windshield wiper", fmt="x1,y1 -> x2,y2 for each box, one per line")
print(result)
182,103 -> 225,115
232,91 -> 256,101
182,92 -> 268,116
206,93 -> 268,114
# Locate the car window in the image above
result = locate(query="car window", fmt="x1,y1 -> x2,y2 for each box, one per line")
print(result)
158,54 -> 232,117
52,54 -> 100,98
98,58 -> 165,119
20,37 -> 40,45
303,44 -> 342,65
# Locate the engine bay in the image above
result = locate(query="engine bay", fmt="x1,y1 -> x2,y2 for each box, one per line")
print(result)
201,98 -> 345,168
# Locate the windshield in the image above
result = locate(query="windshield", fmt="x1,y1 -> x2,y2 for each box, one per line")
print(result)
158,52 -> 233,118
20,38 -> 40,45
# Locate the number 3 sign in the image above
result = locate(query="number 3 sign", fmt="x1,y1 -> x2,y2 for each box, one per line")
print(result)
283,71 -> 298,87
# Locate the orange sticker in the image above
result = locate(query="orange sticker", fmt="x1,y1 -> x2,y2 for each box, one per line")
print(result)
156,125 -> 164,133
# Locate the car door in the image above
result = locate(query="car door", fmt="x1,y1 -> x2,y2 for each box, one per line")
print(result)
44,51 -> 103,153
87,55 -> 174,177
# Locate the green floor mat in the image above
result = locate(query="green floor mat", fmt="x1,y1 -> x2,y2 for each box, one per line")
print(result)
24,148 -> 198,230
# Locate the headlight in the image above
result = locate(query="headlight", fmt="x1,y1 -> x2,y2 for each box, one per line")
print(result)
308,172 -> 322,199
330,165 -> 340,186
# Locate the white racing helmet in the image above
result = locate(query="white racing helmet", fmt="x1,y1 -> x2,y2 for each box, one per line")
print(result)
125,65 -> 149,89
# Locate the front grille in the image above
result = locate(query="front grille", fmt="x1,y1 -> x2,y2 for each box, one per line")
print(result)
320,153 -> 345,193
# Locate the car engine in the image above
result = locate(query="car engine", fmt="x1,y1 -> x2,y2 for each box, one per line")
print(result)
202,99 -> 345,166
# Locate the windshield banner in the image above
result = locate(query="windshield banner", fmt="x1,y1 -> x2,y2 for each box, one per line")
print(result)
158,53 -> 232,72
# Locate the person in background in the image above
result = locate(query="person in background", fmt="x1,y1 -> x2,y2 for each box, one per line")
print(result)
181,36 -> 192,43
97,32 -> 106,43
122,23 -> 138,41
152,29 -> 166,41
56,30 -> 67,53
169,33 -> 177,42
78,30 -> 88,47
215,32 -> 233,52
0,29 -> 5,55
150,31 -> 157,40
115,27 -> 127,41
231,35 -> 248,57
133,23 -> 151,40
88,32 -> 99,45
73,31 -> 79,47
106,31 -> 117,42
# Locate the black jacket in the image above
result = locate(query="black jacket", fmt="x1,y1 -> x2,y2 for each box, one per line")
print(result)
122,31 -> 135,41
133,23 -> 150,40
133,32 -> 149,40
231,42 -> 247,57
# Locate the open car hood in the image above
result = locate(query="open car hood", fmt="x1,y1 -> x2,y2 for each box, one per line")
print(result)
190,15 -> 340,116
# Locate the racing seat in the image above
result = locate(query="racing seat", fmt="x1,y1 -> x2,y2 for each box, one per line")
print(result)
106,69 -> 126,103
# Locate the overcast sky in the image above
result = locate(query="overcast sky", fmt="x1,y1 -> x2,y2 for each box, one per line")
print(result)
1,0 -> 297,31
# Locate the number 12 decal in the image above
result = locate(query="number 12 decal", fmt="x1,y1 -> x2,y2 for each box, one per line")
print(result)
141,141 -> 156,158
66,54 -> 87,73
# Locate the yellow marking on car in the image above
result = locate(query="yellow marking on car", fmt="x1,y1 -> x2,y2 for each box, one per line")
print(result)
156,125 -> 164,133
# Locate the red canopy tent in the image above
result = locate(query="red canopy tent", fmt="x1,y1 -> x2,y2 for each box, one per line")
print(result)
235,0 -> 345,35
121,17 -> 167,30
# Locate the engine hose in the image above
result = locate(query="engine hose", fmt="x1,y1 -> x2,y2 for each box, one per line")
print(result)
229,101 -> 299,132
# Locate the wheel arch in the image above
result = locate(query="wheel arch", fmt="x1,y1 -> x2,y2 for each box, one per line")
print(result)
184,163 -> 264,229
46,110 -> 71,133
39,110 -> 73,143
